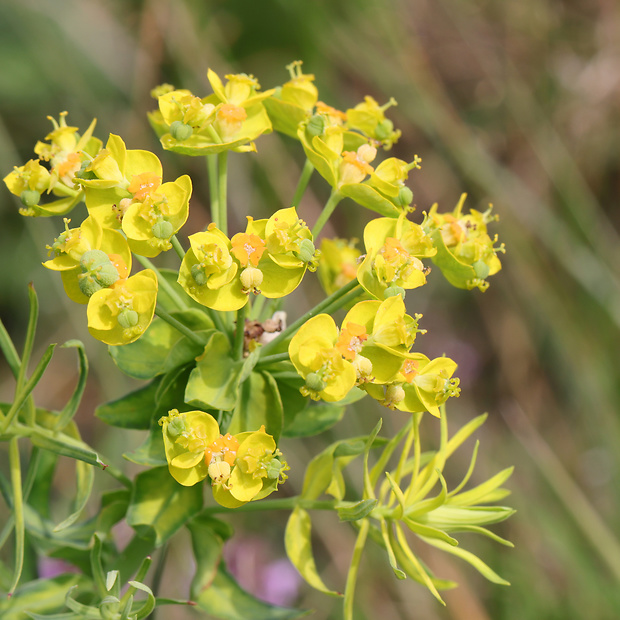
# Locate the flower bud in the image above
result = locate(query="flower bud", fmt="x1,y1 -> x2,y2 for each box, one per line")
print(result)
305,372 -> 326,393
383,284 -> 406,299
306,114 -> 325,137
352,354 -> 373,380
295,238 -> 316,264
20,189 -> 41,208
170,120 -> 194,141
240,266 -> 263,293
152,218 -> 174,240
208,460 -> 231,485
117,308 -> 139,329
384,384 -> 406,408
395,186 -> 413,207
265,458 -> 285,480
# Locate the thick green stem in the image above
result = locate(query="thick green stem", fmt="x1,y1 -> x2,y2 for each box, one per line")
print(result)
207,155 -> 219,226
292,158 -> 315,207
257,352 -> 290,367
201,497 -> 356,515
154,307 -> 207,348
218,151 -> 228,235
135,254 -> 186,311
171,235 -> 186,261
311,189 -> 343,238
260,278 -> 361,357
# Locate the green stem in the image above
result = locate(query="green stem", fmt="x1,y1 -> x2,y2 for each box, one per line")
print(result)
207,155 -> 219,226
8,437 -> 24,596
257,352 -> 290,367
202,497 -> 353,515
18,284 -> 39,426
343,519 -> 369,620
260,279 -> 361,357
311,189 -> 343,238
135,254 -> 186,311
251,294 -> 266,320
292,158 -> 315,207
233,304 -> 247,360
218,151 -> 228,235
171,235 -> 186,261
154,307 -> 207,348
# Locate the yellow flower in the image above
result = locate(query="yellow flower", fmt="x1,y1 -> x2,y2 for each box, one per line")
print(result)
345,95 -> 402,150
86,269 -> 158,345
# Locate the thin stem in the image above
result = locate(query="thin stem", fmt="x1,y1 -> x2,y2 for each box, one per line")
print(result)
201,497 -> 351,515
257,352 -> 290,367
260,279 -> 361,357
343,519 -> 369,620
154,307 -> 207,348
207,155 -> 219,226
233,304 -> 247,361
135,254 -> 186,311
311,189 -> 343,238
251,293 -> 266,320
171,235 -> 186,261
8,437 -> 24,596
218,151 -> 228,235
292,158 -> 315,207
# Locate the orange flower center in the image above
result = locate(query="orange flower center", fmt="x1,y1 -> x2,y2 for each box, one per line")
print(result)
205,433 -> 239,467
336,322 -> 368,360
128,172 -> 161,202
231,233 -> 266,267
400,359 -> 419,383
217,104 -> 247,124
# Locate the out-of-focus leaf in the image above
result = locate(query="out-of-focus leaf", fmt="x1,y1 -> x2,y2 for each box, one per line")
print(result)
185,332 -> 244,412
109,310 -> 213,380
0,574 -> 88,619
196,563 -> 310,619
283,402 -> 345,438
284,506 -> 341,597
126,467 -> 203,546
95,378 -> 161,430
337,499 -> 378,522
226,371 -> 283,440
187,515 -> 227,600
123,423 -> 166,466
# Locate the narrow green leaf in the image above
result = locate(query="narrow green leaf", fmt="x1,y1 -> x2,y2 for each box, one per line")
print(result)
369,419 -> 412,488
449,524 -> 514,547
126,581 -> 155,620
425,505 -> 516,529
343,518 -> 370,620
406,469 -> 448,518
126,467 -> 203,546
0,317 -> 20,379
0,574 -> 87,619
338,499 -> 378,522
404,518 -> 458,546
123,423 -> 166,467
420,535 -> 511,585
53,457 -> 94,532
55,340 -> 88,430
447,467 -> 514,506
379,518 -> 406,579
445,413 -> 488,460
447,440 -> 479,498
26,426 -> 104,468
90,534 -> 108,598
285,506 -> 341,596
196,564 -> 311,619
363,420 -> 383,499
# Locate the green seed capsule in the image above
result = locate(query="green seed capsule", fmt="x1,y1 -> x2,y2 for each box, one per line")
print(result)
395,186 -> 413,207
295,238 -> 316,264
117,308 -> 139,329
305,372 -> 326,392
191,264 -> 208,286
152,219 -> 174,240
473,259 -> 490,280
266,458 -> 284,480
384,284 -> 405,299
375,119 -> 394,141
80,249 -> 110,272
78,274 -> 105,297
167,416 -> 187,438
20,189 -> 41,208
306,114 -> 325,137
170,120 -> 194,141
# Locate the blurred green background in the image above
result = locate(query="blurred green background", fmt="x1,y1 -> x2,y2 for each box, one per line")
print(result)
1,0 -> 620,618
